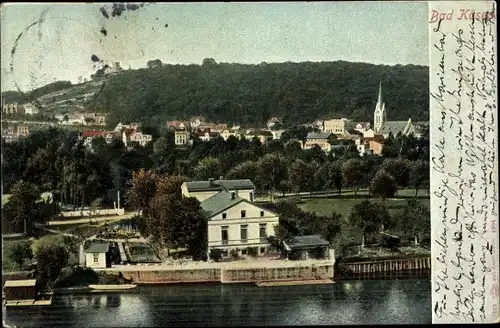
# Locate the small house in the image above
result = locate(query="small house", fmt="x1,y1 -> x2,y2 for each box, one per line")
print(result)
283,235 -> 330,261
84,241 -> 111,269
3,279 -> 37,302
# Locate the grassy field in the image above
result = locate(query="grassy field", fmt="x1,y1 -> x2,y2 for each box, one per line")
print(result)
298,195 -> 430,219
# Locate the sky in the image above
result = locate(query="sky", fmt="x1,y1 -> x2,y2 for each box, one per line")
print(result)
0,2 -> 428,92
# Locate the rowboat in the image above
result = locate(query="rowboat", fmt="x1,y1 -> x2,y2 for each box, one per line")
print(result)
88,284 -> 137,291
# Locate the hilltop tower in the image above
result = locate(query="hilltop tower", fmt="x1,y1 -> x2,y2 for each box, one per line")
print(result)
373,81 -> 386,133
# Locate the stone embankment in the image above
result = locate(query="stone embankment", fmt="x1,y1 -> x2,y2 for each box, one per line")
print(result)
97,259 -> 335,285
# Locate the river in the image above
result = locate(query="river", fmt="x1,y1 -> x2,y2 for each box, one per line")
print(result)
5,279 -> 431,327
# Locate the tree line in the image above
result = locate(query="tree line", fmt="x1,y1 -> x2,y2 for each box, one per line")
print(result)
1,125 -> 429,208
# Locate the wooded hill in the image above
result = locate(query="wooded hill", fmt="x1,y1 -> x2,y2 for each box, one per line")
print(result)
3,60 -> 429,128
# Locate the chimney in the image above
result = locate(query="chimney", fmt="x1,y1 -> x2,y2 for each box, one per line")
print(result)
231,192 -> 236,200
209,178 -> 215,187
219,175 -> 224,181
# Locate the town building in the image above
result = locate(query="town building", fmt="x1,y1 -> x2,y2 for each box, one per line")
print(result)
195,129 -> 220,142
245,130 -> 274,144
373,82 -> 419,138
267,117 -> 283,129
82,113 -> 107,126
200,190 -> 280,257
123,129 -> 152,147
220,129 -> 237,141
369,138 -> 385,155
22,103 -> 39,115
168,120 -> 189,130
322,118 -> 350,136
17,125 -> 30,137
79,130 -> 117,148
84,241 -> 111,269
174,129 -> 190,146
2,101 -> 18,114
302,132 -> 332,153
271,129 -> 286,140
189,116 -> 205,131
181,178 -> 256,203
114,122 -> 141,132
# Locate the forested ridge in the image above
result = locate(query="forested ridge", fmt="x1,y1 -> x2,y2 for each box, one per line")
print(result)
88,60 -> 429,127
2,60 -> 429,128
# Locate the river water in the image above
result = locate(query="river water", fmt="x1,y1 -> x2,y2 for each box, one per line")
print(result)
5,279 -> 431,327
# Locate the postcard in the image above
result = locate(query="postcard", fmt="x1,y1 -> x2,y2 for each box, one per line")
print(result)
0,2 -> 497,327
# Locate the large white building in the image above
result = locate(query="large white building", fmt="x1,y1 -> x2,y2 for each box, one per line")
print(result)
182,179 -> 279,257
201,191 -> 279,257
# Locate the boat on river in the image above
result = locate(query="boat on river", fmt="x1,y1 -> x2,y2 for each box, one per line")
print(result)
88,284 -> 137,291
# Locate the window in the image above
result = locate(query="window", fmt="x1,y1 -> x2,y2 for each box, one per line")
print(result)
241,210 -> 246,218
221,226 -> 229,245
259,223 -> 267,242
222,213 -> 227,219
260,211 -> 265,217
240,225 -> 248,243
93,254 -> 99,263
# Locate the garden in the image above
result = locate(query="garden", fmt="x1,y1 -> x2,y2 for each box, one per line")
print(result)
124,242 -> 162,263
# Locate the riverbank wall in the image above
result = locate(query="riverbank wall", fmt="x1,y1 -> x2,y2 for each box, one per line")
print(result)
103,261 -> 334,284
335,256 -> 431,280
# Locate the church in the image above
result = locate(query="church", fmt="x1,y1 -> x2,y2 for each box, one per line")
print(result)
373,82 -> 427,139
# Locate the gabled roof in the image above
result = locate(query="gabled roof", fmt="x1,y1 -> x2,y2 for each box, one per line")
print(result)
84,241 -> 109,253
378,121 -> 410,135
307,132 -> 332,140
283,235 -> 330,251
184,179 -> 256,192
200,191 -> 245,218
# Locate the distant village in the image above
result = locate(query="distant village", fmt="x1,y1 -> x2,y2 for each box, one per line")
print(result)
1,83 -> 428,156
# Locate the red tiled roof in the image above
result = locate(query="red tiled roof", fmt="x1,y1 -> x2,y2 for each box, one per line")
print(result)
81,130 -> 104,137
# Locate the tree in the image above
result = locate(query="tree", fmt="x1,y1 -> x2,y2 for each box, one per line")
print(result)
147,59 -> 163,69
147,175 -> 208,259
288,159 -> 315,194
256,153 -> 287,202
34,236 -> 69,288
342,158 -> 365,195
6,180 -> 42,235
202,58 -> 217,67
194,157 -> 221,180
409,160 -> 430,197
381,158 -> 411,190
370,170 -> 397,204
8,240 -> 34,270
396,199 -> 430,246
226,160 -> 258,182
125,169 -> 158,216
349,200 -> 392,248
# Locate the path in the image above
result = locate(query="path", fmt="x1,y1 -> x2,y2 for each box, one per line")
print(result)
47,212 -> 135,226
35,224 -> 79,238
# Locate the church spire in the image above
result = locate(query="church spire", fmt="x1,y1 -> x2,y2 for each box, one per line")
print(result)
377,81 -> 383,106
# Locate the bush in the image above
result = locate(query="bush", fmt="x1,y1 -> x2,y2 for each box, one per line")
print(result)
209,249 -> 222,262
53,266 -> 99,288
230,249 -> 239,259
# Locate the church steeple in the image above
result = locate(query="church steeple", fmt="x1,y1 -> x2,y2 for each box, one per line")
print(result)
373,81 -> 386,133
377,81 -> 383,106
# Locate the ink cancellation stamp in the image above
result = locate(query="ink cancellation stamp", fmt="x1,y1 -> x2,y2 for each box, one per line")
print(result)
429,1 -> 498,324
